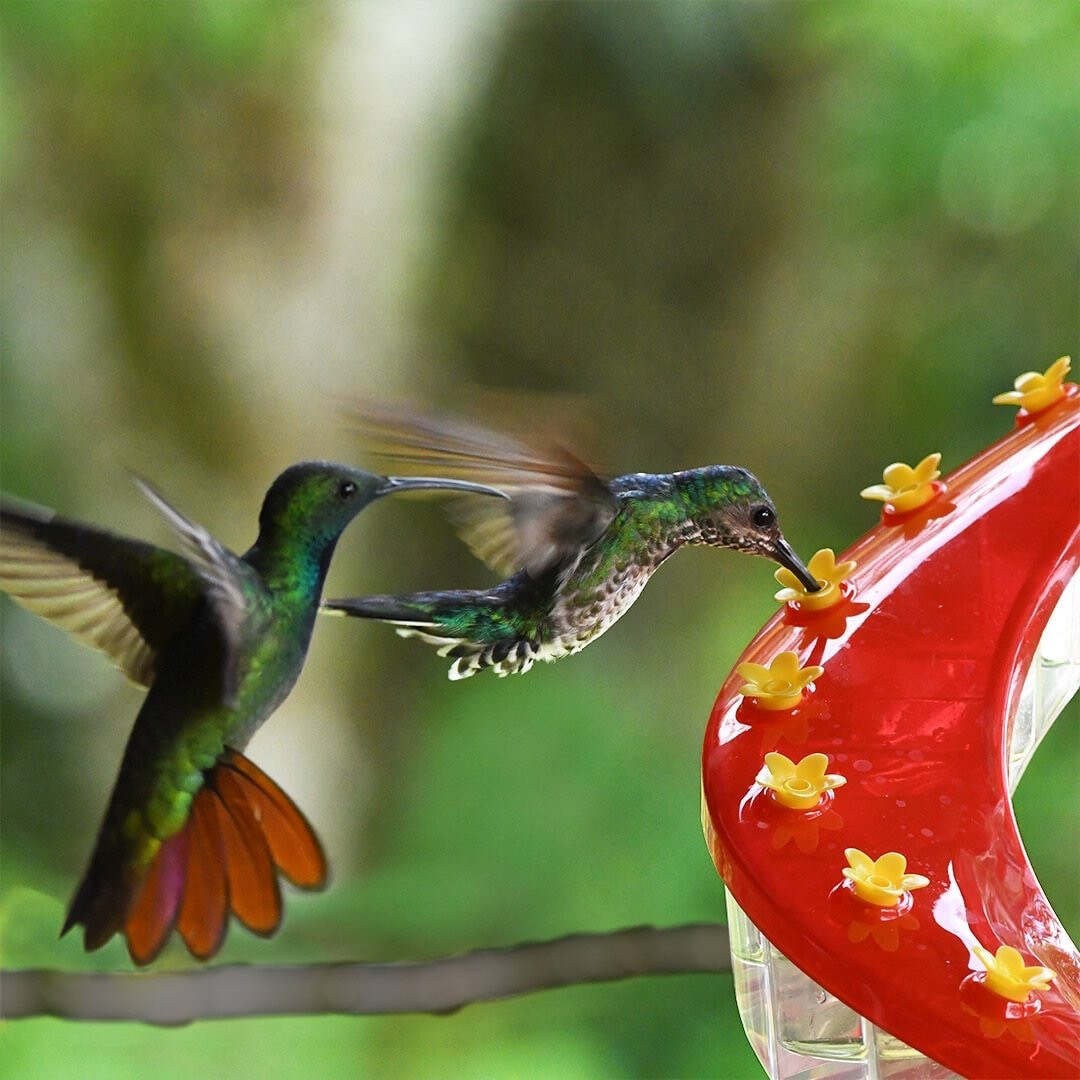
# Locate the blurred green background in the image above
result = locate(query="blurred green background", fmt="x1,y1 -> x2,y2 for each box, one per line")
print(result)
1,2 -> 1077,1077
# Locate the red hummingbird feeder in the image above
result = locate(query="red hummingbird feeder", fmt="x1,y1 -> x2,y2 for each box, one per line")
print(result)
702,359 -> 1079,1078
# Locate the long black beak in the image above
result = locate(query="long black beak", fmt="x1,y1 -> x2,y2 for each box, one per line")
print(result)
772,537 -> 821,593
375,475 -> 508,499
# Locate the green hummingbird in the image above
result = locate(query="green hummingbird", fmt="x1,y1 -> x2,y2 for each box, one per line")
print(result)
323,408 -> 819,679
0,463 -> 502,964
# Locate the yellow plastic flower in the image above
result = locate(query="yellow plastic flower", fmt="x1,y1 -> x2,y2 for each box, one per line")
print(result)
775,548 -> 857,611
756,751 -> 846,810
842,848 -> 929,908
736,651 -> 823,711
992,356 -> 1070,415
973,944 -> 1056,1004
860,453 -> 942,513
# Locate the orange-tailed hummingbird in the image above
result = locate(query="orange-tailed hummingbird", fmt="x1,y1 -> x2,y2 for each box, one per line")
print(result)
0,463 -> 503,963
323,407 -> 819,678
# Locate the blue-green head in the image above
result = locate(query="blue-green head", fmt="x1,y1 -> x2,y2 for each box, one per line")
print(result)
251,461 -> 504,568
670,465 -> 818,591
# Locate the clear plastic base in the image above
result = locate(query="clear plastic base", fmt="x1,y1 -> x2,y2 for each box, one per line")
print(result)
727,890 -> 957,1080
727,571 -> 1079,1079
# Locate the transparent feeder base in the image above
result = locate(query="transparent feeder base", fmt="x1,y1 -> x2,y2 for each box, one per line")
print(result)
727,890 -> 957,1080
725,572 -> 1078,1079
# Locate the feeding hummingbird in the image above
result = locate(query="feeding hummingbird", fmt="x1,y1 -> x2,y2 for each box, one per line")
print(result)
0,463 -> 503,964
323,406 -> 819,679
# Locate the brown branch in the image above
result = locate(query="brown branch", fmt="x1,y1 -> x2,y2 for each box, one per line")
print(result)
0,923 -> 731,1025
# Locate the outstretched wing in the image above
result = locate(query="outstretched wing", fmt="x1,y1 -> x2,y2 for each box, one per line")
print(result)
0,496 -> 203,687
133,475 -> 264,705
346,402 -> 618,578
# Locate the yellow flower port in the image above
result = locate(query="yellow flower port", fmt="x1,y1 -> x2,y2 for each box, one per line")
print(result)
774,548 -> 856,611
860,453 -> 941,514
736,651 -> 823,711
756,751 -> 846,810
972,944 -> 1056,1004
992,356 -> 1071,415
841,848 -> 929,908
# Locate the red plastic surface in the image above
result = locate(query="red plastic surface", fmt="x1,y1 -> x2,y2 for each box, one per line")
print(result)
702,394 -> 1080,1078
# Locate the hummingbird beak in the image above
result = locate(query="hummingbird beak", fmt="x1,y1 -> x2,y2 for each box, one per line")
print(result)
771,537 -> 821,593
375,475 -> 508,499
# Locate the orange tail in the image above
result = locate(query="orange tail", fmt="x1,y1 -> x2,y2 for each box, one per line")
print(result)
123,750 -> 326,965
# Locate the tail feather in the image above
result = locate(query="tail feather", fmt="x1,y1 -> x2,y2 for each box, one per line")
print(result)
211,768 -> 281,936
176,794 -> 228,960
124,829 -> 188,965
321,593 -> 446,625
62,836 -> 135,951
323,584 -> 544,679
222,750 -> 326,888
68,750 -> 325,965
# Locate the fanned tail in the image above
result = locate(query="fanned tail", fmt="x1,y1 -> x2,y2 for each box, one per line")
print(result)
69,750 -> 326,966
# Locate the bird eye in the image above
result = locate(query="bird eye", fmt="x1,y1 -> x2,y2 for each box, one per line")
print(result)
338,480 -> 357,500
751,505 -> 775,529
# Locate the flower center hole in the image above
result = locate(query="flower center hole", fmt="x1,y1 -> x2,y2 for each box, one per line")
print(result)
764,679 -> 793,694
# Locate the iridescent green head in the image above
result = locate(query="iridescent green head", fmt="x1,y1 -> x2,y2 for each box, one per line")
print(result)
675,465 -> 818,591
255,461 -> 504,550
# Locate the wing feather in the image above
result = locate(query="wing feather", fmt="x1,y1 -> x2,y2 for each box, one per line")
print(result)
2,482 -> 261,699
346,403 -> 617,577
132,476 -> 264,705
0,496 -> 201,686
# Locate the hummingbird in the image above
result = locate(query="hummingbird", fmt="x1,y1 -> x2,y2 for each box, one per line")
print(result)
322,406 -> 819,679
0,463 -> 503,964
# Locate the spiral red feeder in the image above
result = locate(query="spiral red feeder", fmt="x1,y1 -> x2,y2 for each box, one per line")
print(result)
702,361 -> 1079,1078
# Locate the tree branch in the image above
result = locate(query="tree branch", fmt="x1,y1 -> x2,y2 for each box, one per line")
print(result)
1,923 -> 731,1024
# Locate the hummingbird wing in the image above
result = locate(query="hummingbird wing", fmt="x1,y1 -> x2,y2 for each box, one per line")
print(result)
133,475 -> 266,706
0,495 -> 203,686
1,482 -> 262,703
347,403 -> 618,577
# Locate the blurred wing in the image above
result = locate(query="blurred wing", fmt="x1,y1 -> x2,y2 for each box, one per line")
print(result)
0,496 -> 203,687
348,404 -> 618,577
133,476 -> 263,704
449,481 -> 618,578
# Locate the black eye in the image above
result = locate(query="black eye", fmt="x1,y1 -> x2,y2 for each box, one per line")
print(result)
751,505 -> 775,529
338,480 -> 357,500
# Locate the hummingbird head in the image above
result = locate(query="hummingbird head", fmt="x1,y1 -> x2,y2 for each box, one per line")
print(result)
256,461 -> 505,549
680,466 -> 819,592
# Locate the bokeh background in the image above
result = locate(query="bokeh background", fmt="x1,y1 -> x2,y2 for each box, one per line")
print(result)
1,2 -> 1077,1077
